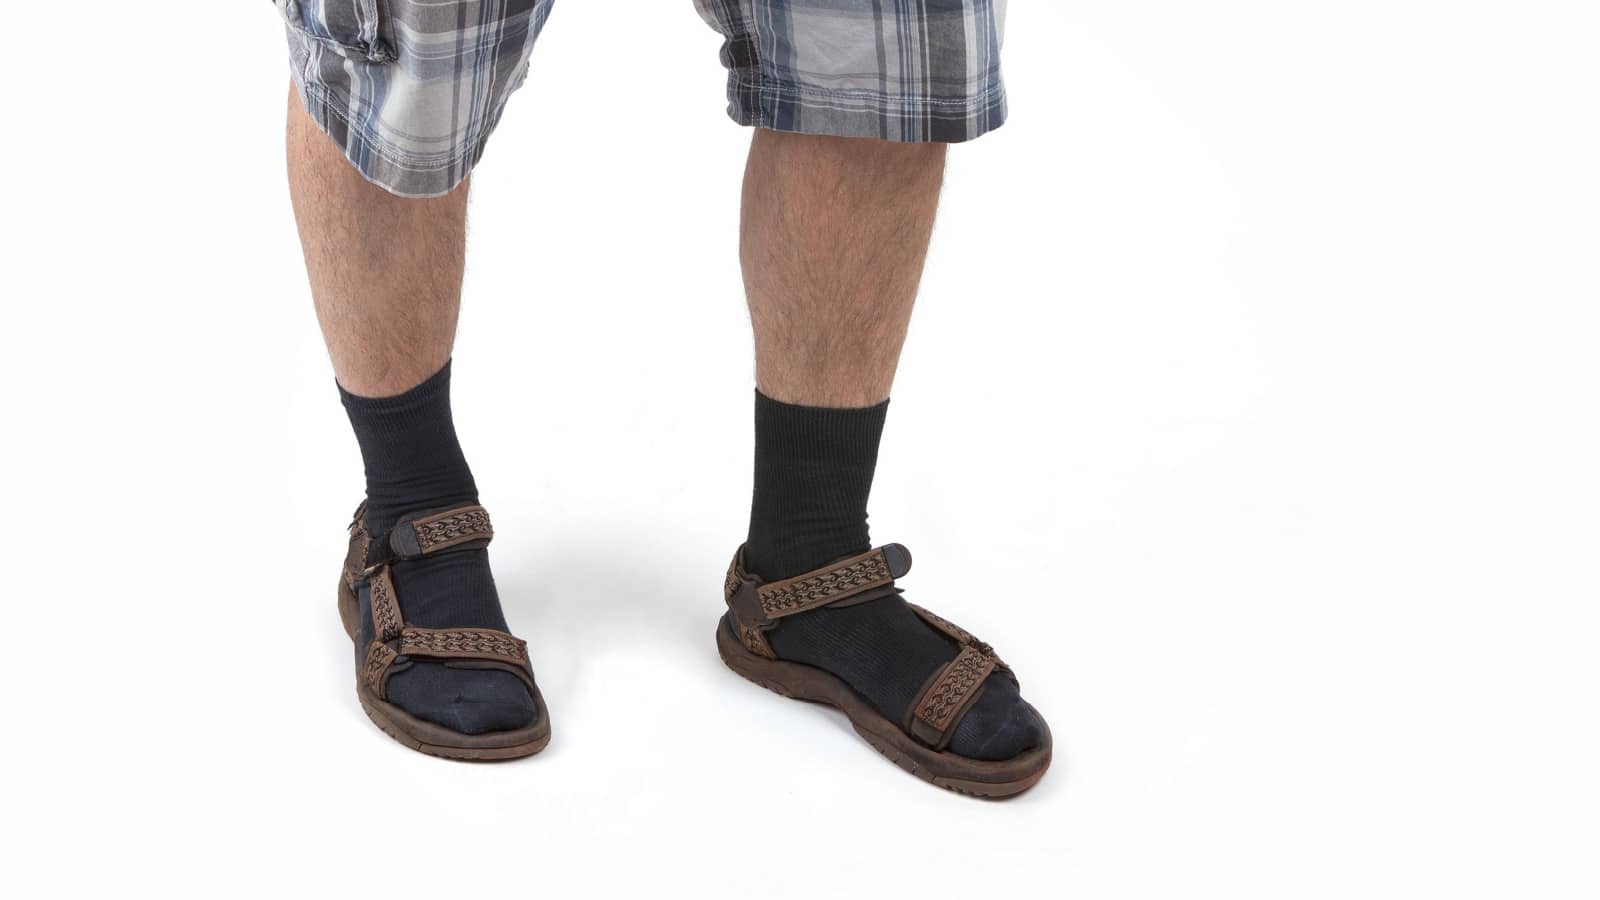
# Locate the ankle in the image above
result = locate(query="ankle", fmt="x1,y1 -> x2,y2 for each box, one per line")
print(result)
340,360 -> 479,534
743,390 -> 889,580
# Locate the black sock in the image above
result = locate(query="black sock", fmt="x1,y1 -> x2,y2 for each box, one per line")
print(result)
340,360 -> 479,535
743,390 -> 1044,760
744,392 -> 889,578
340,361 -> 535,734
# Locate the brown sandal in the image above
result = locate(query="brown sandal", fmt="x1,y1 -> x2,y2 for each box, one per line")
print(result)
717,544 -> 1052,798
338,503 -> 551,760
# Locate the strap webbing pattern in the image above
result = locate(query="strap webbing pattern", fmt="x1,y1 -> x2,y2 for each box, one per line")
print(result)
400,627 -> 528,665
363,643 -> 398,693
756,549 -> 893,620
411,506 -> 493,554
912,646 -> 999,735
369,566 -> 403,642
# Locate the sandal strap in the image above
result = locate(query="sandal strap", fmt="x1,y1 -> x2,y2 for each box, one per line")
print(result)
903,605 -> 1014,748
350,503 -> 495,572
721,541 -> 1013,750
368,565 -> 404,642
363,625 -> 535,699
723,560 -> 778,659
344,503 -> 532,701
724,543 -> 913,630
362,642 -> 400,695
343,504 -> 374,590
389,505 -> 494,558
906,644 -> 1001,750
398,626 -> 529,666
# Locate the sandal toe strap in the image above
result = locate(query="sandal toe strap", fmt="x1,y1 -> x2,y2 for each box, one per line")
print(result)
363,626 -> 534,699
399,626 -> 529,666
906,644 -> 1002,751
903,602 -> 1015,749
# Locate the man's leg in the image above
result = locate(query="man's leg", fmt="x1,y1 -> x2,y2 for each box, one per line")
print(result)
740,130 -> 941,408
287,91 -> 536,736
736,130 -> 1045,761
287,86 -> 466,397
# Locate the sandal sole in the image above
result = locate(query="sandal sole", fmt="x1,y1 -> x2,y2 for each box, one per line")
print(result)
339,579 -> 551,761
715,618 -> 1051,799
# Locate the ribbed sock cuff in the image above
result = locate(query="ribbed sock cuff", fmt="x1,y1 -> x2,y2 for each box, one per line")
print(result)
744,390 -> 890,579
338,359 -> 455,434
339,360 -> 477,534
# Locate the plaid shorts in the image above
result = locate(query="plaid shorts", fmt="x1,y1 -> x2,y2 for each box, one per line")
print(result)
274,1 -> 1008,198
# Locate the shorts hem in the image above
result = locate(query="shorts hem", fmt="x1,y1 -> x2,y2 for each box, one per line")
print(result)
723,76 -> 1008,143
294,74 -> 494,199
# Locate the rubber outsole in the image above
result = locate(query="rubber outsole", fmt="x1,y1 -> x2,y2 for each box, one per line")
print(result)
715,618 -> 1050,799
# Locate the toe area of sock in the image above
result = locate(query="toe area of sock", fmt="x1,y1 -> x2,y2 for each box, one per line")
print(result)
945,675 -> 1048,761
385,663 -> 538,735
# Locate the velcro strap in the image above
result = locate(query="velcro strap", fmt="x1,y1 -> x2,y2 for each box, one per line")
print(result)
399,626 -> 528,667
387,505 -> 494,558
908,645 -> 999,749
727,544 -> 913,629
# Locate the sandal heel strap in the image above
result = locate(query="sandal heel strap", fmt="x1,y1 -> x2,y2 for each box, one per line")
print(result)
723,559 -> 777,658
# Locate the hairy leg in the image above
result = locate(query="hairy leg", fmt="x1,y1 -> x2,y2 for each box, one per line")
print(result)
287,84 -> 468,397
741,130 -> 946,407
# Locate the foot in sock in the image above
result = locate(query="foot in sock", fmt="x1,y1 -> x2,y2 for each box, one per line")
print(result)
742,391 -> 1046,761
341,361 -> 536,735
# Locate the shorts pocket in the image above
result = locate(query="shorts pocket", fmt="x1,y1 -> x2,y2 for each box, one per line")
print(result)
274,0 -> 395,64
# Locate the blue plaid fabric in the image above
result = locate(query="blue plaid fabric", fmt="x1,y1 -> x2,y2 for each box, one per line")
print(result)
276,0 -> 553,198
694,0 -> 1008,143
275,0 -> 1007,198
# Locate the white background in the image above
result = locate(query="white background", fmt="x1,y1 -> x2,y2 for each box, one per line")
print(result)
3,2 -> 1597,896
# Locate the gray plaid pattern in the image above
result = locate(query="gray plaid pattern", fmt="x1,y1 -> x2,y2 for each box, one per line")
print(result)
694,0 -> 1008,143
275,0 -> 1006,198
276,0 -> 553,198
